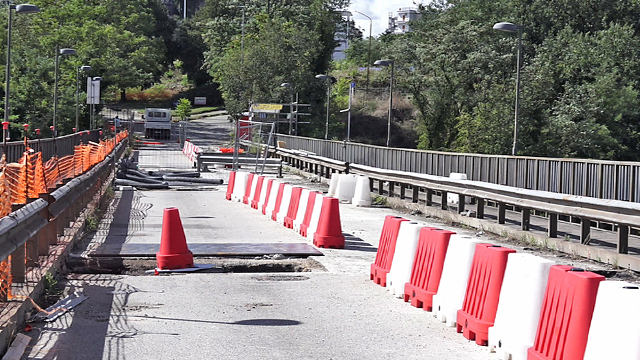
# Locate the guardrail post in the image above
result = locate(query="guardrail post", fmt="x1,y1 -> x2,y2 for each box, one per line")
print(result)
37,225 -> 49,256
412,186 -> 419,203
441,191 -> 448,210
580,218 -> 591,244
25,237 -> 38,267
378,180 -> 384,195
618,225 -> 629,254
10,245 -> 26,283
458,195 -> 465,214
521,208 -> 530,231
548,213 -> 557,238
498,203 -> 506,224
389,182 -> 395,198
476,198 -> 484,219
400,184 -> 406,199
426,189 -> 433,206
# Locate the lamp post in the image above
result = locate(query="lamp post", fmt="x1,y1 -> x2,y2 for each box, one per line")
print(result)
315,74 -> 332,140
76,65 -> 91,132
354,10 -> 372,91
493,21 -> 523,156
4,3 -> 40,126
374,59 -> 394,147
53,47 -> 76,136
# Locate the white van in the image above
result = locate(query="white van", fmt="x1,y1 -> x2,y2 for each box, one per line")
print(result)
143,108 -> 172,139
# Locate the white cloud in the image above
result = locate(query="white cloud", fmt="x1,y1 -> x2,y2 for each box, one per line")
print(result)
346,0 -> 427,37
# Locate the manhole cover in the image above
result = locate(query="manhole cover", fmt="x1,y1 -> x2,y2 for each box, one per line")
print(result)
251,275 -> 310,282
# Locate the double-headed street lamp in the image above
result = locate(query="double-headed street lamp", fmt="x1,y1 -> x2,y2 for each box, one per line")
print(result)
493,21 -> 523,156
374,59 -> 394,147
76,65 -> 92,132
315,74 -> 333,140
4,3 -> 40,126
53,47 -> 76,136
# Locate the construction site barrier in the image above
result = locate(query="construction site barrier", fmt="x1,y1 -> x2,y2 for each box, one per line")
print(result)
488,253 -> 554,360
243,173 -> 255,204
259,178 -> 274,214
292,188 -> 312,233
226,171 -> 236,201
250,176 -> 265,209
275,184 -> 293,224
370,216 -> 409,287
404,228 -> 455,311
528,265 -> 604,360
312,197 -> 345,249
299,191 -> 322,237
284,187 -> 303,229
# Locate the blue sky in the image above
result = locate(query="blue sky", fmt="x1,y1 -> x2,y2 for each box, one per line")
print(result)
347,1 -> 426,37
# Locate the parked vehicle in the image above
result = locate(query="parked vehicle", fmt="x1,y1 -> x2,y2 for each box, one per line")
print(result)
143,108 -> 172,139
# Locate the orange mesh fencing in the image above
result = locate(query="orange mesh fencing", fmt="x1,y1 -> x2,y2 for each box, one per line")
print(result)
0,157 -> 11,219
0,259 -> 10,300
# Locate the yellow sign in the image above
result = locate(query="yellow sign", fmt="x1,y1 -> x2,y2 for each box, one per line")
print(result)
251,103 -> 283,113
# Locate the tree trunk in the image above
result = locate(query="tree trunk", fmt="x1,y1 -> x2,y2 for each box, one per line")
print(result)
120,88 -> 127,102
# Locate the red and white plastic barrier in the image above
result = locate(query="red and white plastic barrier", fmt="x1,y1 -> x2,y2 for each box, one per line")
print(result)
182,139 -> 202,163
386,222 -> 430,298
370,216 -> 409,287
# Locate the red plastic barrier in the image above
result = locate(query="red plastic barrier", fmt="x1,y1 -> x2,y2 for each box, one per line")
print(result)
284,187 -> 303,229
270,182 -> 286,221
527,265 -> 604,360
250,176 -> 265,209
404,228 -> 455,311
242,173 -> 255,204
261,179 -> 275,215
370,216 -> 409,287
156,208 -> 194,270
300,191 -> 322,237
225,171 -> 236,201
313,197 -> 345,249
456,244 -> 516,345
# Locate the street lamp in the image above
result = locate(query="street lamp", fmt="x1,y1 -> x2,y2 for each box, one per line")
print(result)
354,10 -> 372,91
315,74 -> 332,140
4,3 -> 40,126
493,21 -> 523,156
53,47 -> 76,136
374,59 -> 394,147
76,65 -> 92,132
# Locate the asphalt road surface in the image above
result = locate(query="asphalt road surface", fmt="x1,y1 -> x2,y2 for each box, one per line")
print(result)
21,114 -> 502,359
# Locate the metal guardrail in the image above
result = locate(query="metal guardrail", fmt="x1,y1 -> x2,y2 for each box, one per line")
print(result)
275,134 -> 640,203
274,147 -> 640,272
0,130 -> 102,163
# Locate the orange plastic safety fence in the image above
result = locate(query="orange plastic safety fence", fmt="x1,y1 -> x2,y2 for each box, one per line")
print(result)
25,152 -> 47,199
0,259 -> 10,300
0,158 -> 11,219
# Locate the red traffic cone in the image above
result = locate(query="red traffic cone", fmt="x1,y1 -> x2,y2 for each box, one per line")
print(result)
156,207 -> 194,270
313,197 -> 345,249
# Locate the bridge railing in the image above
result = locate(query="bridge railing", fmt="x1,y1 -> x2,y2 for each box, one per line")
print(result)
0,130 -> 101,163
275,134 -> 639,203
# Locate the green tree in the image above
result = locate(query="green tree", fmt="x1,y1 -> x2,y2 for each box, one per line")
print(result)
175,98 -> 192,121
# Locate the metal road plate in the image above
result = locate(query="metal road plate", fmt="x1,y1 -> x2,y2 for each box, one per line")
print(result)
90,243 -> 323,257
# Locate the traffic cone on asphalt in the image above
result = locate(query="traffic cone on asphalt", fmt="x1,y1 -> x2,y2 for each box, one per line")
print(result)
313,197 -> 345,249
156,207 -> 194,270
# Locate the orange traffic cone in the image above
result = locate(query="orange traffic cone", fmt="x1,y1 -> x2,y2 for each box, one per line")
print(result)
156,207 -> 194,270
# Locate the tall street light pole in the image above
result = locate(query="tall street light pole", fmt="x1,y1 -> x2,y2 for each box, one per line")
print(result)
315,74 -> 332,140
4,3 -> 40,126
493,21 -> 523,156
53,47 -> 76,136
354,10 -> 372,91
374,59 -> 394,147
76,65 -> 92,132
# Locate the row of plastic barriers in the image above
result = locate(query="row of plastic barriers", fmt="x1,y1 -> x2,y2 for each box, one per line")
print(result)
224,171 -> 372,249
370,215 -> 638,360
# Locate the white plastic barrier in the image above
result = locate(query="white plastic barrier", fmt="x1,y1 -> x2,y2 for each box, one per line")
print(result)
305,193 -> 325,242
432,234 -> 482,327
276,184 -> 294,225
352,175 -> 372,207
386,221 -> 426,298
231,172 -> 248,202
264,180 -> 281,219
488,253 -> 554,360
334,174 -> 358,203
327,173 -> 339,197
293,188 -> 311,233
447,172 -> 469,205
257,178 -> 272,212
584,281 -> 640,360
247,175 -> 259,204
